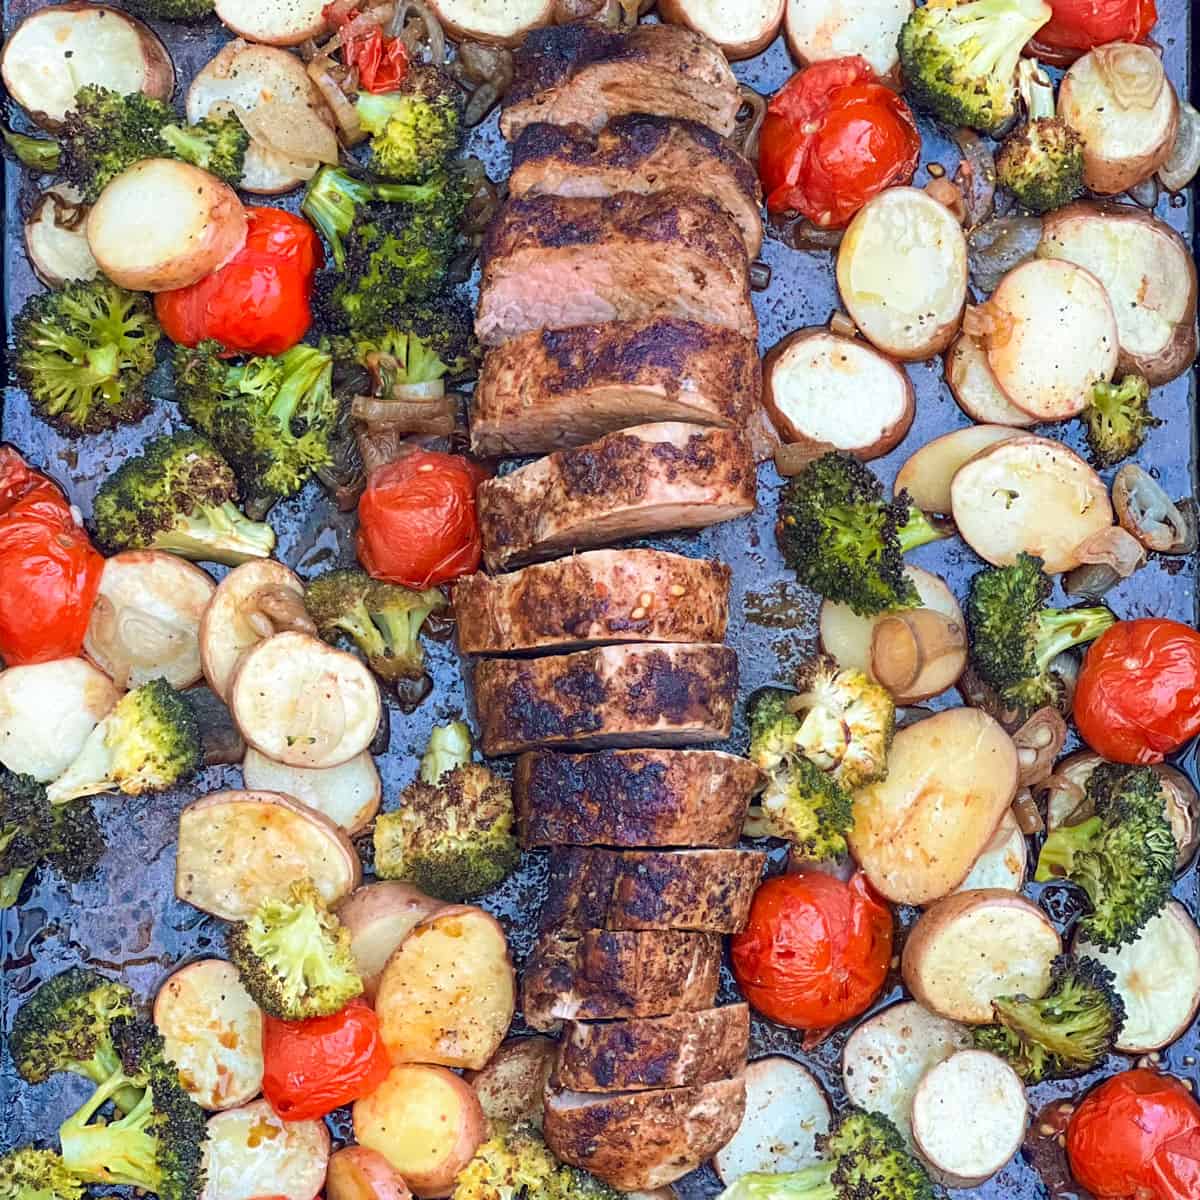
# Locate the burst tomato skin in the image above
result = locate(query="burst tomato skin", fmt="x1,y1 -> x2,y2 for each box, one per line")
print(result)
1074,619 -> 1200,764
730,870 -> 893,1031
1030,0 -> 1157,65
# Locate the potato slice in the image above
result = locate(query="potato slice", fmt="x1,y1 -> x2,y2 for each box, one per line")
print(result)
976,259 -> 1118,420
242,748 -> 381,835
176,790 -> 360,920
944,335 -> 1036,428
24,185 -> 99,288
952,809 -> 1027,895
215,0 -> 328,45
327,1147 -> 413,1200
202,1100 -> 329,1200
353,1064 -> 486,1198
375,905 -> 516,1071
893,425 -> 1019,516
0,3 -> 173,128
949,435 -> 1113,574
153,959 -> 263,1111
1039,203 -> 1199,386
229,631 -> 381,769
848,708 -> 1019,905
842,1001 -> 971,1144
785,0 -> 911,77
0,657 -> 119,782
836,187 -> 968,361
658,0 -> 785,60
763,329 -> 914,461
427,0 -> 554,45
464,1035 -> 557,1129
1074,901 -> 1200,1053
87,159 -> 247,292
911,1050 -> 1027,1187
902,891 -> 1061,1024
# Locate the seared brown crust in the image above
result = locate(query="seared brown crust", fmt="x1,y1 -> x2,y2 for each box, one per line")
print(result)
556,1005 -> 750,1092
473,643 -> 737,756
543,1074 -> 747,1190
510,118 -> 763,256
477,423 -> 756,572
453,549 -> 731,655
470,321 -> 761,457
516,749 -> 762,848
501,22 -> 740,139
522,929 -> 722,1029
540,848 -> 765,934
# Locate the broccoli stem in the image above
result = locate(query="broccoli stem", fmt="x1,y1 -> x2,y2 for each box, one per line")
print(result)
1018,58 -> 1056,121
59,1070 -> 158,1190
1034,607 -> 1115,672
897,506 -> 946,553
154,503 -> 277,567
3,127 -> 61,172
420,722 -> 473,784
158,124 -> 211,167
720,1164 -> 838,1200
268,347 -> 332,429
1035,816 -> 1104,887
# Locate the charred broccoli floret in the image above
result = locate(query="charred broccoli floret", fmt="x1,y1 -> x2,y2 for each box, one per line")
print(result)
974,954 -> 1126,1082
46,678 -> 201,805
743,750 -> 855,861
996,60 -> 1084,213
0,1147 -> 83,1200
777,453 -> 944,617
92,431 -> 276,565
2,126 -> 60,171
898,0 -> 1053,134
356,66 -> 463,183
121,0 -> 214,20
374,723 -> 518,901
328,303 -> 480,380
966,553 -> 1116,718
10,277 -> 161,437
1035,762 -> 1177,948
1080,374 -> 1159,468
226,878 -> 363,1020
304,568 -> 446,685
157,113 -> 248,184
453,1122 -> 620,1200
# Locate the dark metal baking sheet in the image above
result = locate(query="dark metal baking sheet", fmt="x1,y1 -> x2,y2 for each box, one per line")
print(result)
2,4 -> 1197,1196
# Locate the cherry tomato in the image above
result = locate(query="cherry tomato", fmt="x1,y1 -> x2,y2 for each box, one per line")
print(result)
155,208 -> 322,357
1030,0 -> 1157,65
759,57 -> 921,228
730,870 -> 893,1032
0,445 -> 103,667
321,3 -> 409,93
357,450 -> 486,589
262,999 -> 391,1123
1067,1070 -> 1200,1200
1074,619 -> 1200,764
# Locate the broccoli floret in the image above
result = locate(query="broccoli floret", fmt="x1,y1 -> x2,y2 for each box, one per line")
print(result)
1035,762 -> 1177,948
1080,374 -> 1159,468
356,66 -> 463,183
10,277 -> 161,437
744,754 -> 855,861
777,453 -> 945,617
226,878 -> 363,1020
9,968 -> 142,1113
92,431 -> 276,565
996,60 -> 1084,213
973,954 -> 1126,1082
966,553 -> 1116,719
374,724 -> 518,901
329,310 -> 480,382
747,687 -> 803,773
121,0 -> 214,20
45,678 -> 201,805
304,568 -> 446,685
420,720 -> 473,784
453,1122 -> 620,1200
0,1147 -> 84,1200
2,126 -> 60,172
58,1018 -> 207,1200
158,114 -> 248,185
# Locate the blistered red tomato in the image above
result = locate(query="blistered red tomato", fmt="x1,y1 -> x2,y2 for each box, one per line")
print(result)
730,870 -> 893,1032
1030,0 -> 1157,65
759,57 -> 921,228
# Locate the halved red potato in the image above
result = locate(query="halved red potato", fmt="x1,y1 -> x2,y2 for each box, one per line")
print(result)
464,1036 -> 557,1129
153,959 -> 263,1111
242,748 -> 381,835
763,329 -> 914,460
1039,203 -> 1198,386
1059,43 -> 1179,196
836,188 -> 968,361
353,1064 -> 486,1198
952,809 -> 1027,895
215,0 -> 328,45
970,259 -> 1118,421
0,3 -> 173,129
327,1147 -> 413,1200
950,435 -> 1113,573
0,657 -> 120,782
87,159 -> 247,292
659,0 -> 785,60
427,0 -> 555,45
228,631 -> 381,769
893,425 -> 1020,516
202,1100 -> 329,1200
24,185 -> 99,288
784,0 -> 912,78
176,790 -> 361,920
943,335 -> 1036,428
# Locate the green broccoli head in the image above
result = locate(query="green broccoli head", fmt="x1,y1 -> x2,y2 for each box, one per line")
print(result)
748,688 -> 803,773
11,278 -> 161,437
420,721 -> 473,785
452,1122 -> 621,1200
777,453 -> 944,617
973,954 -> 1126,1083
93,431 -> 276,565
46,678 -> 201,805
899,0 -> 1053,134
321,297 -> 481,378
744,754 -> 854,861
158,114 -> 248,186
226,878 -> 363,1020
121,0 -> 214,20
0,1147 -> 84,1200
2,126 -> 61,172
1081,374 -> 1159,468
966,553 -> 1116,719
356,66 -> 463,183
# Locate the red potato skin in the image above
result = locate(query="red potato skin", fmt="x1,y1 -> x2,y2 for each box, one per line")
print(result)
657,0 -> 785,59
427,0 -> 556,47
327,1147 -> 413,1200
